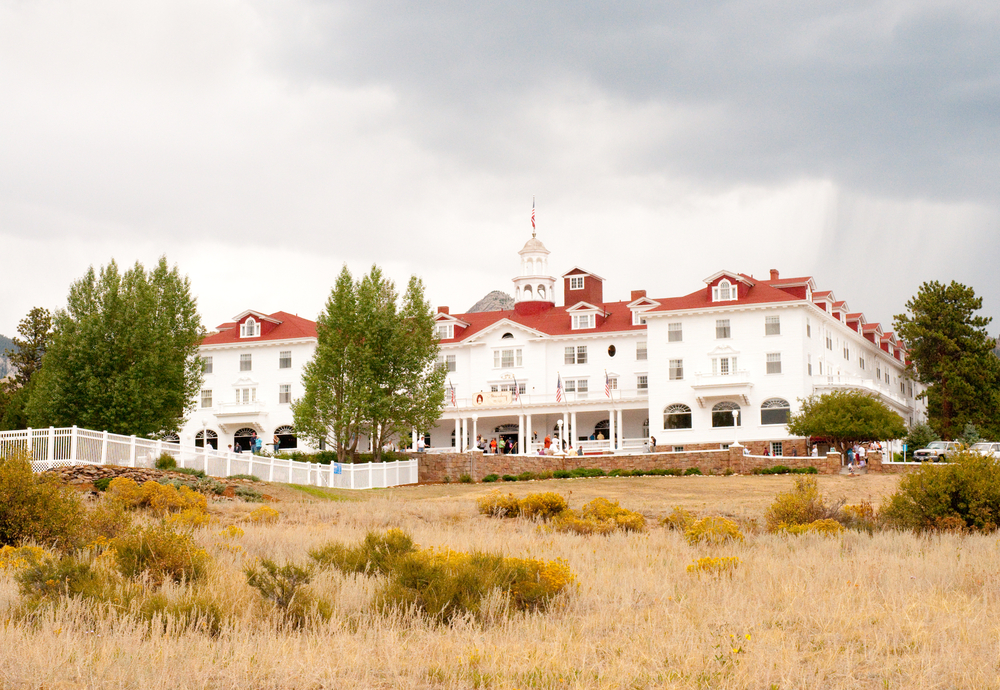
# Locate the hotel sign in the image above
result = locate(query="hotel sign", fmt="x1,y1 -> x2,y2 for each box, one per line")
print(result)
472,391 -> 513,406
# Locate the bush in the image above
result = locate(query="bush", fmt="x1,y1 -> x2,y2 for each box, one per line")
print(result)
165,508 -> 214,529
106,478 -> 206,515
550,497 -> 646,535
93,477 -> 113,492
660,506 -> 698,531
764,477 -> 843,532
0,545 -> 47,572
882,451 -> 1000,532
518,492 -> 569,520
684,517 -> 744,546
683,467 -> 703,476
83,500 -> 134,544
172,467 -> 207,479
310,528 -> 416,575
476,491 -> 525,518
778,518 -> 845,536
0,452 -> 85,552
482,474 -> 499,483
228,474 -> 261,482
234,486 -> 264,502
501,475 -> 517,482
552,470 -> 571,479
155,454 -> 177,471
111,523 -> 210,585
247,506 -> 280,524
245,558 -> 330,626
459,474 -> 473,484
687,556 -> 741,576
16,555 -> 112,603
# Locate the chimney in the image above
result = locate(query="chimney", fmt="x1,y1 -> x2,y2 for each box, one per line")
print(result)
769,269 -> 779,281
630,290 -> 646,301
437,306 -> 449,314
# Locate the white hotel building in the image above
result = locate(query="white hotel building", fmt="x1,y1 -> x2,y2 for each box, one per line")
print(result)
179,235 -> 925,457
427,234 -> 925,455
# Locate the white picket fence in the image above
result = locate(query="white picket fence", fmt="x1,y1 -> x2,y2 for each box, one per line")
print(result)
0,426 -> 418,490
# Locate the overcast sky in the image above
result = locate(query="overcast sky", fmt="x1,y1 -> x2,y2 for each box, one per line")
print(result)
2,0 -> 998,338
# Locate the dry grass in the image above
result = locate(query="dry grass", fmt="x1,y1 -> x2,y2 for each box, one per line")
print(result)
4,473 -> 999,689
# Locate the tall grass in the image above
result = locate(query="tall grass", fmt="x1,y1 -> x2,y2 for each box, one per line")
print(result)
1,487 -> 998,688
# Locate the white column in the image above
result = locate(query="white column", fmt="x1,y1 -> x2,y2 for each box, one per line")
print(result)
570,412 -> 577,449
608,410 -> 615,451
472,416 -> 478,450
616,409 -> 624,451
562,411 -> 569,451
454,418 -> 461,451
526,414 -> 533,454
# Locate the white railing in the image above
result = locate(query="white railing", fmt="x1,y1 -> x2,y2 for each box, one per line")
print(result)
0,426 -> 418,490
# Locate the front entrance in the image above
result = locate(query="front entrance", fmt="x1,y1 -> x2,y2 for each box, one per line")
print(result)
495,423 -> 519,454
234,427 -> 257,453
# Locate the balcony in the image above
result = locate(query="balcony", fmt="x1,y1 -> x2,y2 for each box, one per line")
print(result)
690,370 -> 753,406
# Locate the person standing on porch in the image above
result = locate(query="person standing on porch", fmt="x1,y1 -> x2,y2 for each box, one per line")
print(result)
273,434 -> 280,455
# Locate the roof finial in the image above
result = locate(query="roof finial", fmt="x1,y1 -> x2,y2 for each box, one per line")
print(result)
531,196 -> 536,238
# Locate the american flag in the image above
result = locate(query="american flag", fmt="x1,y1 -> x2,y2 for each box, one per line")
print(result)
531,198 -> 535,231
605,371 -> 611,398
449,380 -> 456,406
555,374 -> 562,403
512,378 -> 519,401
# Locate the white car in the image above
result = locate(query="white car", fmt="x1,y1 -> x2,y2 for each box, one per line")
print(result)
912,441 -> 961,462
971,442 -> 1000,459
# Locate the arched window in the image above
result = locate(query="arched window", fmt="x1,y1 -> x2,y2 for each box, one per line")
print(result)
760,398 -> 791,425
537,285 -> 546,299
162,433 -> 180,444
524,285 -> 533,299
663,404 -> 692,430
501,332 -> 514,339
712,279 -> 736,302
712,401 -> 741,427
195,429 -> 219,450
274,424 -> 298,450
233,427 -> 256,452
526,258 -> 534,274
240,317 -> 260,338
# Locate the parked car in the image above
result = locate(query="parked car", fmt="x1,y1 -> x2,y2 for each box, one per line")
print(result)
912,441 -> 962,462
970,441 -> 1000,459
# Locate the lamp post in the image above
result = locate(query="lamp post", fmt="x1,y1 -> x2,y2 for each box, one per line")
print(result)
556,419 -> 564,452
731,409 -> 740,446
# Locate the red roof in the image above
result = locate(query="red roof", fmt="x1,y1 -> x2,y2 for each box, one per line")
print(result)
439,300 -> 647,342
202,311 -> 317,345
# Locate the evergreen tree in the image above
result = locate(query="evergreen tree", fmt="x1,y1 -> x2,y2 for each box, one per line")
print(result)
0,307 -> 53,430
786,389 -> 908,456
25,257 -> 203,437
294,265 -> 444,462
894,281 -> 1000,439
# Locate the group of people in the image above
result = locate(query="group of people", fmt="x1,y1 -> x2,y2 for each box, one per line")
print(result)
846,442 -> 874,475
226,430 -> 281,456
476,435 -> 517,454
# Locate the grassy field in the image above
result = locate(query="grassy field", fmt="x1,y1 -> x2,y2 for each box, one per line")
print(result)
3,472 -> 999,689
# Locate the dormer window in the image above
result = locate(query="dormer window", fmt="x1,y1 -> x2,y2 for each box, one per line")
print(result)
572,314 -> 594,330
240,317 -> 260,338
570,276 -> 585,290
436,324 -> 454,340
632,311 -> 648,326
712,279 -> 737,302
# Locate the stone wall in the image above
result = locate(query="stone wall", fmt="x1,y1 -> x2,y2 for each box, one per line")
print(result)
413,445 -> 843,483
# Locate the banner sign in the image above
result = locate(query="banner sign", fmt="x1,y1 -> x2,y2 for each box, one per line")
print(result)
472,391 -> 514,406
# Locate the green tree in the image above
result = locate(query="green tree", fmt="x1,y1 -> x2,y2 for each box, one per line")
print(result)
894,280 -> 1000,439
294,265 -> 444,462
786,389 -> 908,456
25,257 -> 203,437
0,307 -> 53,430
904,422 -> 939,455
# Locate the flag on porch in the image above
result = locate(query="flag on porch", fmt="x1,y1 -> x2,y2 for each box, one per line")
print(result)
555,374 -> 562,403
512,377 -> 520,401
449,380 -> 456,406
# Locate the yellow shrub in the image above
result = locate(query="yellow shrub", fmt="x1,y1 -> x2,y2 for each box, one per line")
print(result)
779,519 -> 845,536
106,478 -> 207,516
684,517 -> 744,546
660,506 -> 698,531
142,481 -> 187,514
0,545 -> 47,571
518,492 -> 569,520
248,506 -> 280,524
764,477 -> 836,532
219,525 -> 245,540
166,508 -> 213,529
178,486 -> 208,512
476,491 -> 523,518
106,477 -> 144,508
687,556 -> 741,576
549,514 -> 619,536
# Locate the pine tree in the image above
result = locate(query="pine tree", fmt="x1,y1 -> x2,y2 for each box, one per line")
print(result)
25,257 -> 203,437
0,307 -> 53,430
894,280 -> 1000,439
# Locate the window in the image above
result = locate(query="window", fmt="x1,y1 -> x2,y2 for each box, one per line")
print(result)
200,389 -> 212,408
761,398 -> 791,425
807,354 -> 812,376
859,355 -> 865,370
712,279 -> 737,302
202,356 -> 213,374
564,379 -> 588,398
877,365 -> 881,380
279,351 -> 291,369
826,332 -> 833,350
240,317 -> 260,338
236,387 -> 257,404
564,345 -> 587,365
664,404 -> 693,429
436,324 -> 454,340
572,314 -> 594,329
607,344 -> 616,357
716,319 -> 731,339
712,357 -> 737,375
494,382 -> 526,395
669,359 -> 684,380
278,384 -> 291,404
766,353 -> 782,374
501,332 -> 514,339
668,322 -> 682,342
806,318 -> 811,337
765,315 -> 780,335
771,441 -> 784,457
632,311 -> 648,326
240,354 -> 252,371
607,377 -> 618,390
441,354 -> 457,371
493,348 -> 522,368
673,446 -> 685,453
843,345 -> 850,360
637,374 -> 648,392
819,361 -> 823,374
636,341 -> 647,360
712,401 -> 741,427
570,275 -> 584,290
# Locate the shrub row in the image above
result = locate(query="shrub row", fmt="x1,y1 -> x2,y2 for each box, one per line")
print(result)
480,466 -> 711,483
750,465 -> 818,475
476,491 -> 646,534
